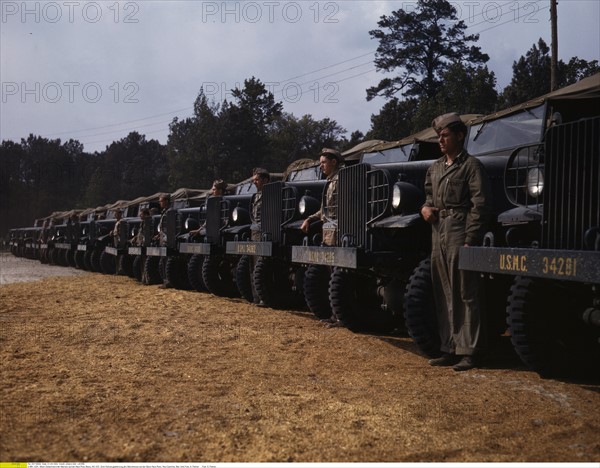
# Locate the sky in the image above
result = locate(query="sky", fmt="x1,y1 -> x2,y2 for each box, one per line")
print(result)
1,0 -> 599,153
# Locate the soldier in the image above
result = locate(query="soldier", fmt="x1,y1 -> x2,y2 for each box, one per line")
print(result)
420,112 -> 492,371
300,148 -> 344,240
155,194 -> 172,288
111,209 -> 123,247
189,179 -> 228,239
251,168 -> 270,239
301,148 -> 344,327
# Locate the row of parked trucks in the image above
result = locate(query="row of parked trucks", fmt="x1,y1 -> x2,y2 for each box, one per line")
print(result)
8,74 -> 600,378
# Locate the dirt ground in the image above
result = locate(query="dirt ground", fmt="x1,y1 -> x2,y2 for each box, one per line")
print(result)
1,254 -> 599,462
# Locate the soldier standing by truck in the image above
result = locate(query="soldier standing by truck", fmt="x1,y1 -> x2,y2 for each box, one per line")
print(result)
420,113 -> 492,371
300,148 -> 344,326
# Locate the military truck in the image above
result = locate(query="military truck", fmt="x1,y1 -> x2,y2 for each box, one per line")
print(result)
175,178 -> 257,297
142,188 -> 208,288
450,73 -> 600,376
289,130 -> 488,331
225,159 -> 326,308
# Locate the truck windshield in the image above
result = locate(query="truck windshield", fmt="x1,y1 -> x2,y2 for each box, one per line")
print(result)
467,104 -> 546,156
362,144 -> 414,164
287,166 -> 323,181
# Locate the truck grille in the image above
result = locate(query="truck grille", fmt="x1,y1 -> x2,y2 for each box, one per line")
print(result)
543,116 -> 600,250
167,209 -> 178,249
282,186 -> 297,225
367,169 -> 390,223
504,144 -> 544,209
220,200 -> 231,228
262,181 -> 284,243
338,164 -> 368,248
205,197 -> 222,244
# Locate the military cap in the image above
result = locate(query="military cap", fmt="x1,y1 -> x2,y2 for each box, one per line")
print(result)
253,167 -> 270,179
212,179 -> 228,191
320,147 -> 343,163
432,112 -> 462,134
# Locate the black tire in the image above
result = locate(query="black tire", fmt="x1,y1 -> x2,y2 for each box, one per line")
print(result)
187,254 -> 207,292
235,255 -> 255,302
119,254 -> 134,277
159,256 -> 167,282
166,256 -> 192,290
144,256 -> 162,285
132,255 -> 144,282
90,249 -> 102,272
83,250 -> 94,271
100,251 -> 116,274
61,248 -> 70,267
303,265 -> 332,320
49,248 -> 60,265
403,258 -> 441,358
75,250 -> 86,269
254,257 -> 305,309
202,254 -> 239,298
67,249 -> 77,268
329,268 -> 399,332
507,277 -> 600,377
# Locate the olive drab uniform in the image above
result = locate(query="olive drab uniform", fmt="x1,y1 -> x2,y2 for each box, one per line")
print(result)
307,167 -> 340,246
424,151 -> 492,356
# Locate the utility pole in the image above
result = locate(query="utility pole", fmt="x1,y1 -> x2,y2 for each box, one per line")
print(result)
550,0 -> 558,91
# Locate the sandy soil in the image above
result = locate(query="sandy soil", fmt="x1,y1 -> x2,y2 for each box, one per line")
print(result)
0,255 -> 599,462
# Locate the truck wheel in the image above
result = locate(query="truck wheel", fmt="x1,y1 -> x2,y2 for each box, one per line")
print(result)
166,256 -> 191,290
507,277 -> 599,377
403,258 -> 441,358
90,249 -> 102,272
254,258 -> 301,309
329,268 -> 398,332
67,249 -> 77,268
74,250 -> 85,269
119,255 -> 134,277
48,248 -> 58,265
132,255 -> 144,282
61,248 -> 70,266
40,249 -> 49,264
84,250 -> 94,271
235,255 -> 255,303
303,265 -> 332,320
202,254 -> 239,298
100,251 -> 116,274
187,254 -> 206,292
144,256 -> 162,285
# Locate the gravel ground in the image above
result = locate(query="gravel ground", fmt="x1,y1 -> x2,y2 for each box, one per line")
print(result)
0,255 -> 599,462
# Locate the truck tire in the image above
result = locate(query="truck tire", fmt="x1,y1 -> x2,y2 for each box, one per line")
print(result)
329,268 -> 398,332
67,249 -> 77,268
166,256 -> 191,290
235,255 -> 255,303
159,257 -> 167,282
254,258 -> 303,309
84,250 -> 94,271
40,248 -> 49,264
403,258 -> 441,358
90,249 -> 102,272
303,265 -> 332,320
100,251 -> 116,274
202,254 -> 239,298
144,256 -> 162,285
75,250 -> 86,269
132,255 -> 144,282
119,254 -> 134,277
187,254 -> 206,292
48,248 -> 59,265
507,276 -> 599,377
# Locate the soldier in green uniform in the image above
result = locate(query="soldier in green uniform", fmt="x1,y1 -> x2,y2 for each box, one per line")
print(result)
300,147 -> 343,244
251,167 -> 270,241
420,113 -> 492,371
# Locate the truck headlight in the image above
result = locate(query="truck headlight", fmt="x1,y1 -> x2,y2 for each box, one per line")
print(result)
392,184 -> 402,210
526,168 -> 544,198
298,195 -> 320,218
299,198 -> 307,215
232,207 -> 239,222
231,206 -> 250,225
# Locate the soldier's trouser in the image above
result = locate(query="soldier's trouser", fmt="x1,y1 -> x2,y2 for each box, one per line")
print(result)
431,214 -> 484,356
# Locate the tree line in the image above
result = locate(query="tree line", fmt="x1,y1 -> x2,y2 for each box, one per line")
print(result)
1,0 -> 597,237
